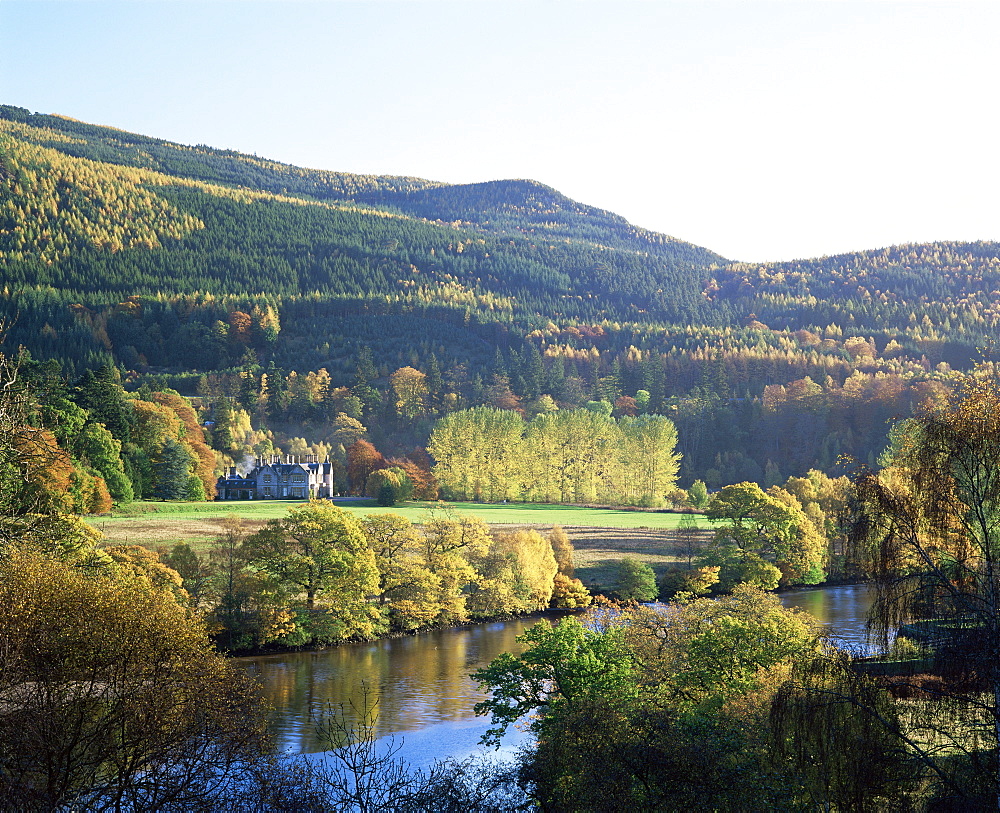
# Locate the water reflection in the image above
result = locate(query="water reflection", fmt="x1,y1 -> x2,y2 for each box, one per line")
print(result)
243,587 -> 879,760
780,583 -> 877,653
242,618 -> 548,755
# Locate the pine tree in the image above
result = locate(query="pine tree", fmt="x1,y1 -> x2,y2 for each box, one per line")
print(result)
153,438 -> 192,501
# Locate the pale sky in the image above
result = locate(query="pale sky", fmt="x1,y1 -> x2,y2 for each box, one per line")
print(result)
3,1 -> 999,263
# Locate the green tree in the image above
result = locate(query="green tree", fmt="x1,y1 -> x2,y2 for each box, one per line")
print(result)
152,436 -> 193,500
73,421 -> 133,503
162,541 -> 214,607
210,395 -> 238,453
473,616 -> 637,746
244,501 -> 383,641
475,586 -> 822,810
705,482 -> 826,588
687,479 -> 709,510
74,364 -> 134,444
206,517 -> 294,652
615,557 -> 659,601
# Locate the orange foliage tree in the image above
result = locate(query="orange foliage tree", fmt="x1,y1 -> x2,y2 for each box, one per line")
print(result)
346,439 -> 387,495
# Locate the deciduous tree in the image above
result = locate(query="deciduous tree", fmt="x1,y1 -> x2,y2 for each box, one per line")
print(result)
615,557 -> 658,601
843,373 -> 1000,806
243,501 -> 382,642
0,548 -> 268,810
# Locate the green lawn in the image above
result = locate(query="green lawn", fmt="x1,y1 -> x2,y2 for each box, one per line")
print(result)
98,499 -> 708,530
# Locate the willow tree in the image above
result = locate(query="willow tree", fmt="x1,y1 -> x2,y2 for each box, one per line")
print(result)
846,373 -> 1000,808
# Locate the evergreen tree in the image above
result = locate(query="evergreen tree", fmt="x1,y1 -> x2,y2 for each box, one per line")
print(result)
152,438 -> 192,501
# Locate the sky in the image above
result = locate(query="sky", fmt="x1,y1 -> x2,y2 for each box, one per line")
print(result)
3,0 -> 999,263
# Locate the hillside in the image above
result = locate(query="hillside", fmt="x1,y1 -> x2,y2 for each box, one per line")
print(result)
3,103 -> 998,484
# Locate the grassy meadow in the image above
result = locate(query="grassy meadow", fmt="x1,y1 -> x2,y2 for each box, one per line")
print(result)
89,499 -> 713,593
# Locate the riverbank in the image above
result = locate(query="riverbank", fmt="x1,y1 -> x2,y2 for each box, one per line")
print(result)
243,584 -> 878,761
227,606 -> 574,658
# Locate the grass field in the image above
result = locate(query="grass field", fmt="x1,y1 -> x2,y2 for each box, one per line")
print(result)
88,499 -> 713,593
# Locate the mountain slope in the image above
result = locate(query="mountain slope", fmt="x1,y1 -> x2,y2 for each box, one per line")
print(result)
6,105 -> 1000,485
3,103 -> 998,389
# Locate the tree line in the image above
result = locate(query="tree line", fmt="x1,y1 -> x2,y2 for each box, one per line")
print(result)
167,506 -> 589,652
427,406 -> 680,507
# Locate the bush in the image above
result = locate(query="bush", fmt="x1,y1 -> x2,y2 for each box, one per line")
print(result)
615,558 -> 658,602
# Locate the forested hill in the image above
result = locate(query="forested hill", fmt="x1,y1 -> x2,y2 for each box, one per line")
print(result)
0,104 -> 724,267
4,103 -> 1000,485
0,104 -> 723,374
709,243 -> 1000,345
0,105 -> 444,199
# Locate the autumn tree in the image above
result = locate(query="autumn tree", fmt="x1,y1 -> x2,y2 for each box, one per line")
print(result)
361,513 -> 441,630
618,414 -> 681,507
346,439 -> 387,496
390,366 -> 429,420
364,466 -> 413,503
0,347 -> 92,547
389,449 -> 438,500
420,514 -> 490,624
428,407 -> 525,502
0,547 -> 269,809
548,525 -> 574,577
243,501 -> 383,643
467,530 -> 558,617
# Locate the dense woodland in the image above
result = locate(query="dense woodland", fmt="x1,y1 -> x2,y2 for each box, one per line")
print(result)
4,104 -> 998,489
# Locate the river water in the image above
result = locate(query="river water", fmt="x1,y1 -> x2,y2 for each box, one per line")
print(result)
242,617 -> 545,766
779,582 -> 875,653
242,584 -> 874,765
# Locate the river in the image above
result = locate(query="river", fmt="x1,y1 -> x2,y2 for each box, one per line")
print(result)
243,583 -> 874,766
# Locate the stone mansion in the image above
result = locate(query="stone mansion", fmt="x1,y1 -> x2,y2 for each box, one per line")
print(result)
215,456 -> 335,500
